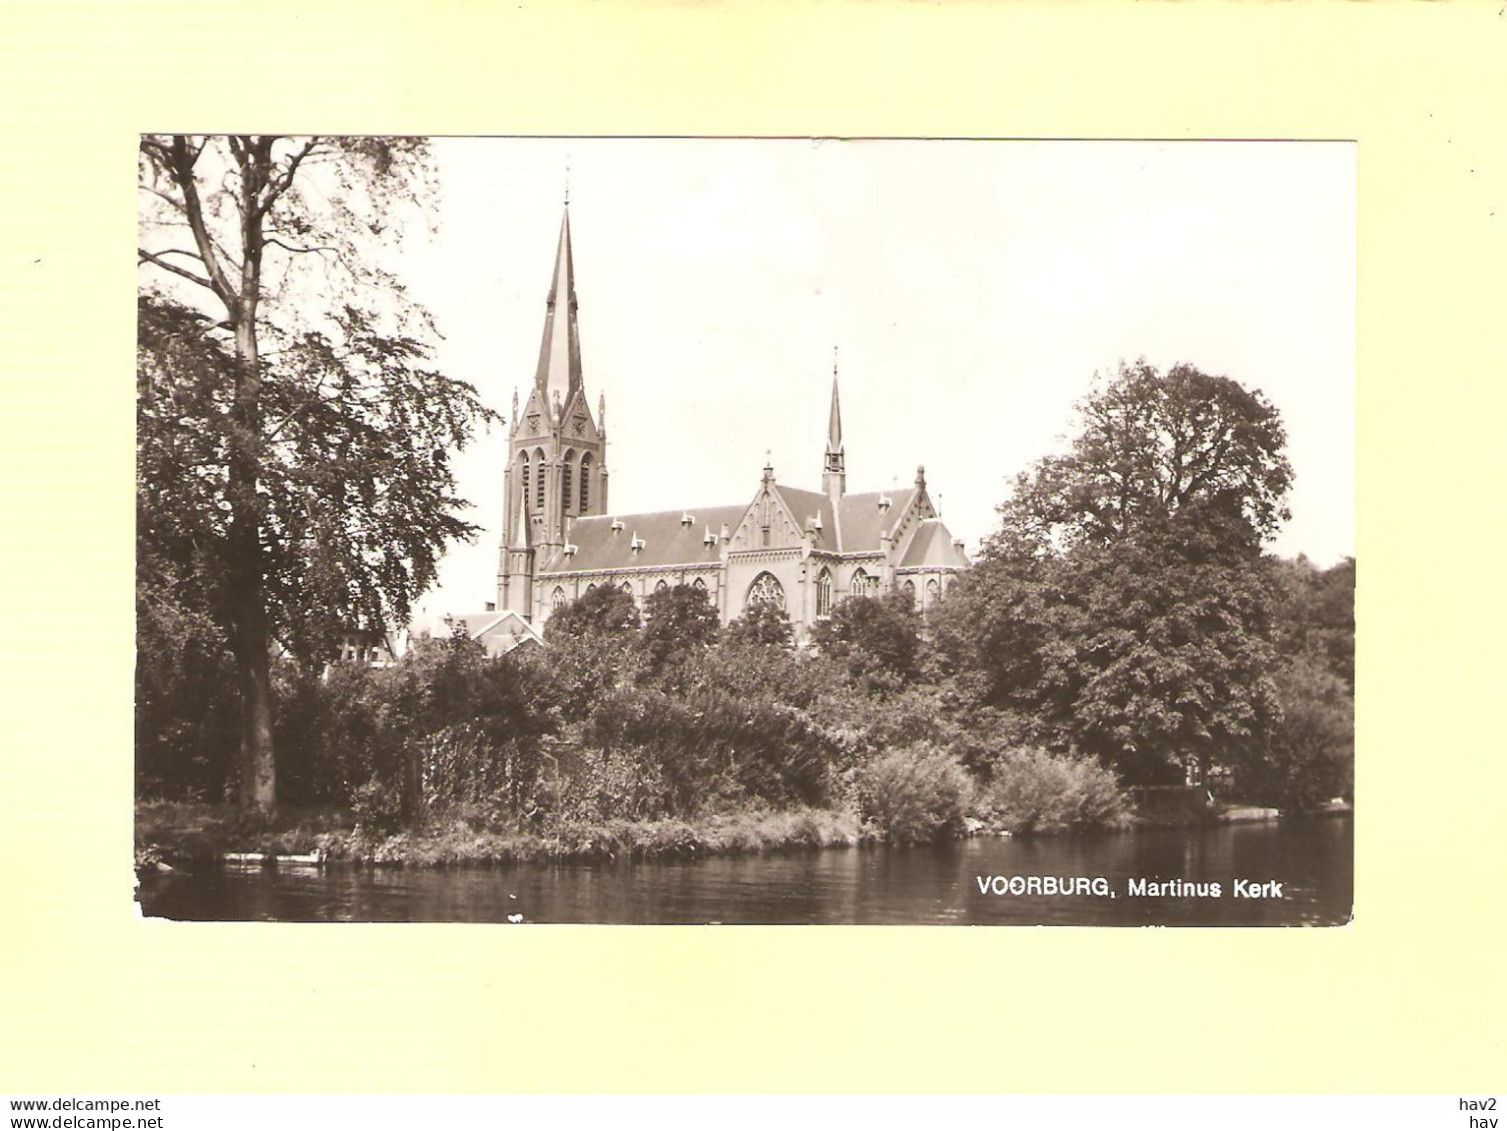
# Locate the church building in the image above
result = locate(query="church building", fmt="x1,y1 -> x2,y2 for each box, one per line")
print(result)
490,203 -> 969,643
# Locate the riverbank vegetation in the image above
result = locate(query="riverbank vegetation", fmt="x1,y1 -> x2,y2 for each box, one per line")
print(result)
136,352 -> 1353,870
135,799 -> 864,868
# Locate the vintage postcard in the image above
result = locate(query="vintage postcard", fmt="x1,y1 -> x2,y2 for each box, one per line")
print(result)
135,137 -> 1354,925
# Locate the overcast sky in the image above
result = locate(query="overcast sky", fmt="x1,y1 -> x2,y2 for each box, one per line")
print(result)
396,138 -> 1355,624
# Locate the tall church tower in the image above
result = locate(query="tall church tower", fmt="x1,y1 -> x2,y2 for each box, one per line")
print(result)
499,203 -> 609,619
822,353 -> 846,500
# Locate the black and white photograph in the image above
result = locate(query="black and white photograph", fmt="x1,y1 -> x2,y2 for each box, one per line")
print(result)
135,136 -> 1355,925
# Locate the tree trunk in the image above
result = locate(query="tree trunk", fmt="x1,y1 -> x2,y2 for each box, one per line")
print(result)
152,135 -> 282,814
229,286 -> 275,814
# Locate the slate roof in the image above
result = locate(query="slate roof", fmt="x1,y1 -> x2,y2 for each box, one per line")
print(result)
771,485 -> 925,554
773,485 -> 839,551
897,518 -> 970,568
837,488 -> 920,553
533,485 -> 965,573
539,503 -> 750,573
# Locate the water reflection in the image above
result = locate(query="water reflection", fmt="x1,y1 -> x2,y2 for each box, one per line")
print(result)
139,816 -> 1352,926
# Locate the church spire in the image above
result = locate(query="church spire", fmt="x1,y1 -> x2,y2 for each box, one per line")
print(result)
823,349 -> 846,499
532,205 -> 583,417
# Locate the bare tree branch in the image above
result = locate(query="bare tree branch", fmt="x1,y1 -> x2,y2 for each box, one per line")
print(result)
152,248 -> 210,263
140,136 -> 175,166
138,249 -> 215,291
254,137 -> 320,222
139,183 -> 186,212
264,237 -> 340,258
168,136 -> 239,309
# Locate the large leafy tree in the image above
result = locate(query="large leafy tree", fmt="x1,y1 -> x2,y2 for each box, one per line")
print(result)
1004,358 -> 1292,551
810,592 -> 922,689
137,136 -> 497,813
1254,555 -> 1355,806
535,586 -> 645,718
1269,555 -> 1355,691
951,360 -> 1293,785
546,585 -> 642,640
639,583 -> 721,684
723,599 -> 794,648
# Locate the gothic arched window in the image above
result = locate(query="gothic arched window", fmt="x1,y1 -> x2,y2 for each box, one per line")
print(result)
692,577 -> 707,592
654,580 -> 668,593
551,586 -> 567,609
902,578 -> 916,602
534,448 -> 547,512
925,578 -> 940,605
561,450 -> 575,516
620,581 -> 633,597
747,571 -> 785,612
586,583 -> 597,593
851,568 -> 872,598
518,452 -> 531,511
579,452 -> 593,512
816,568 -> 833,617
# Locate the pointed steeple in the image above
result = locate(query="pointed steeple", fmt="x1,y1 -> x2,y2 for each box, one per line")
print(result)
823,350 -> 846,499
532,205 -> 583,417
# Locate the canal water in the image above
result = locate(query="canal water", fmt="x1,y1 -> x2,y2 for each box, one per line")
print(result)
137,815 -> 1352,926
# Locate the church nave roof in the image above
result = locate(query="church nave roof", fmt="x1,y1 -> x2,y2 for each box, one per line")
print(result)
539,503 -> 751,574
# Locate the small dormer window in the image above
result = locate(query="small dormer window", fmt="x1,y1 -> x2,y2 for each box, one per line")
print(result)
630,534 -> 645,553
703,527 -> 716,547
809,514 -> 823,531
878,494 -> 892,511
564,543 -> 579,557
681,512 -> 694,527
610,518 -> 625,533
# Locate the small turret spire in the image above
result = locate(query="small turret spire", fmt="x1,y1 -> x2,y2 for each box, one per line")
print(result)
823,351 -> 846,499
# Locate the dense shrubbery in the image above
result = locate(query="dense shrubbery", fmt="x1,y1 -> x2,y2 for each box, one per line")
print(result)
581,684 -> 834,814
974,746 -> 1132,834
1243,654 -> 1354,810
1257,557 -> 1355,808
855,745 -> 972,844
135,576 -> 240,801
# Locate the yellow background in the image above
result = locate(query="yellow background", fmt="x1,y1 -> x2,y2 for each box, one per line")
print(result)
1,0 -> 1502,1093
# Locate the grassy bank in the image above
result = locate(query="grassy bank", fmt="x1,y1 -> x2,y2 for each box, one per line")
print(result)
136,800 -> 868,870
